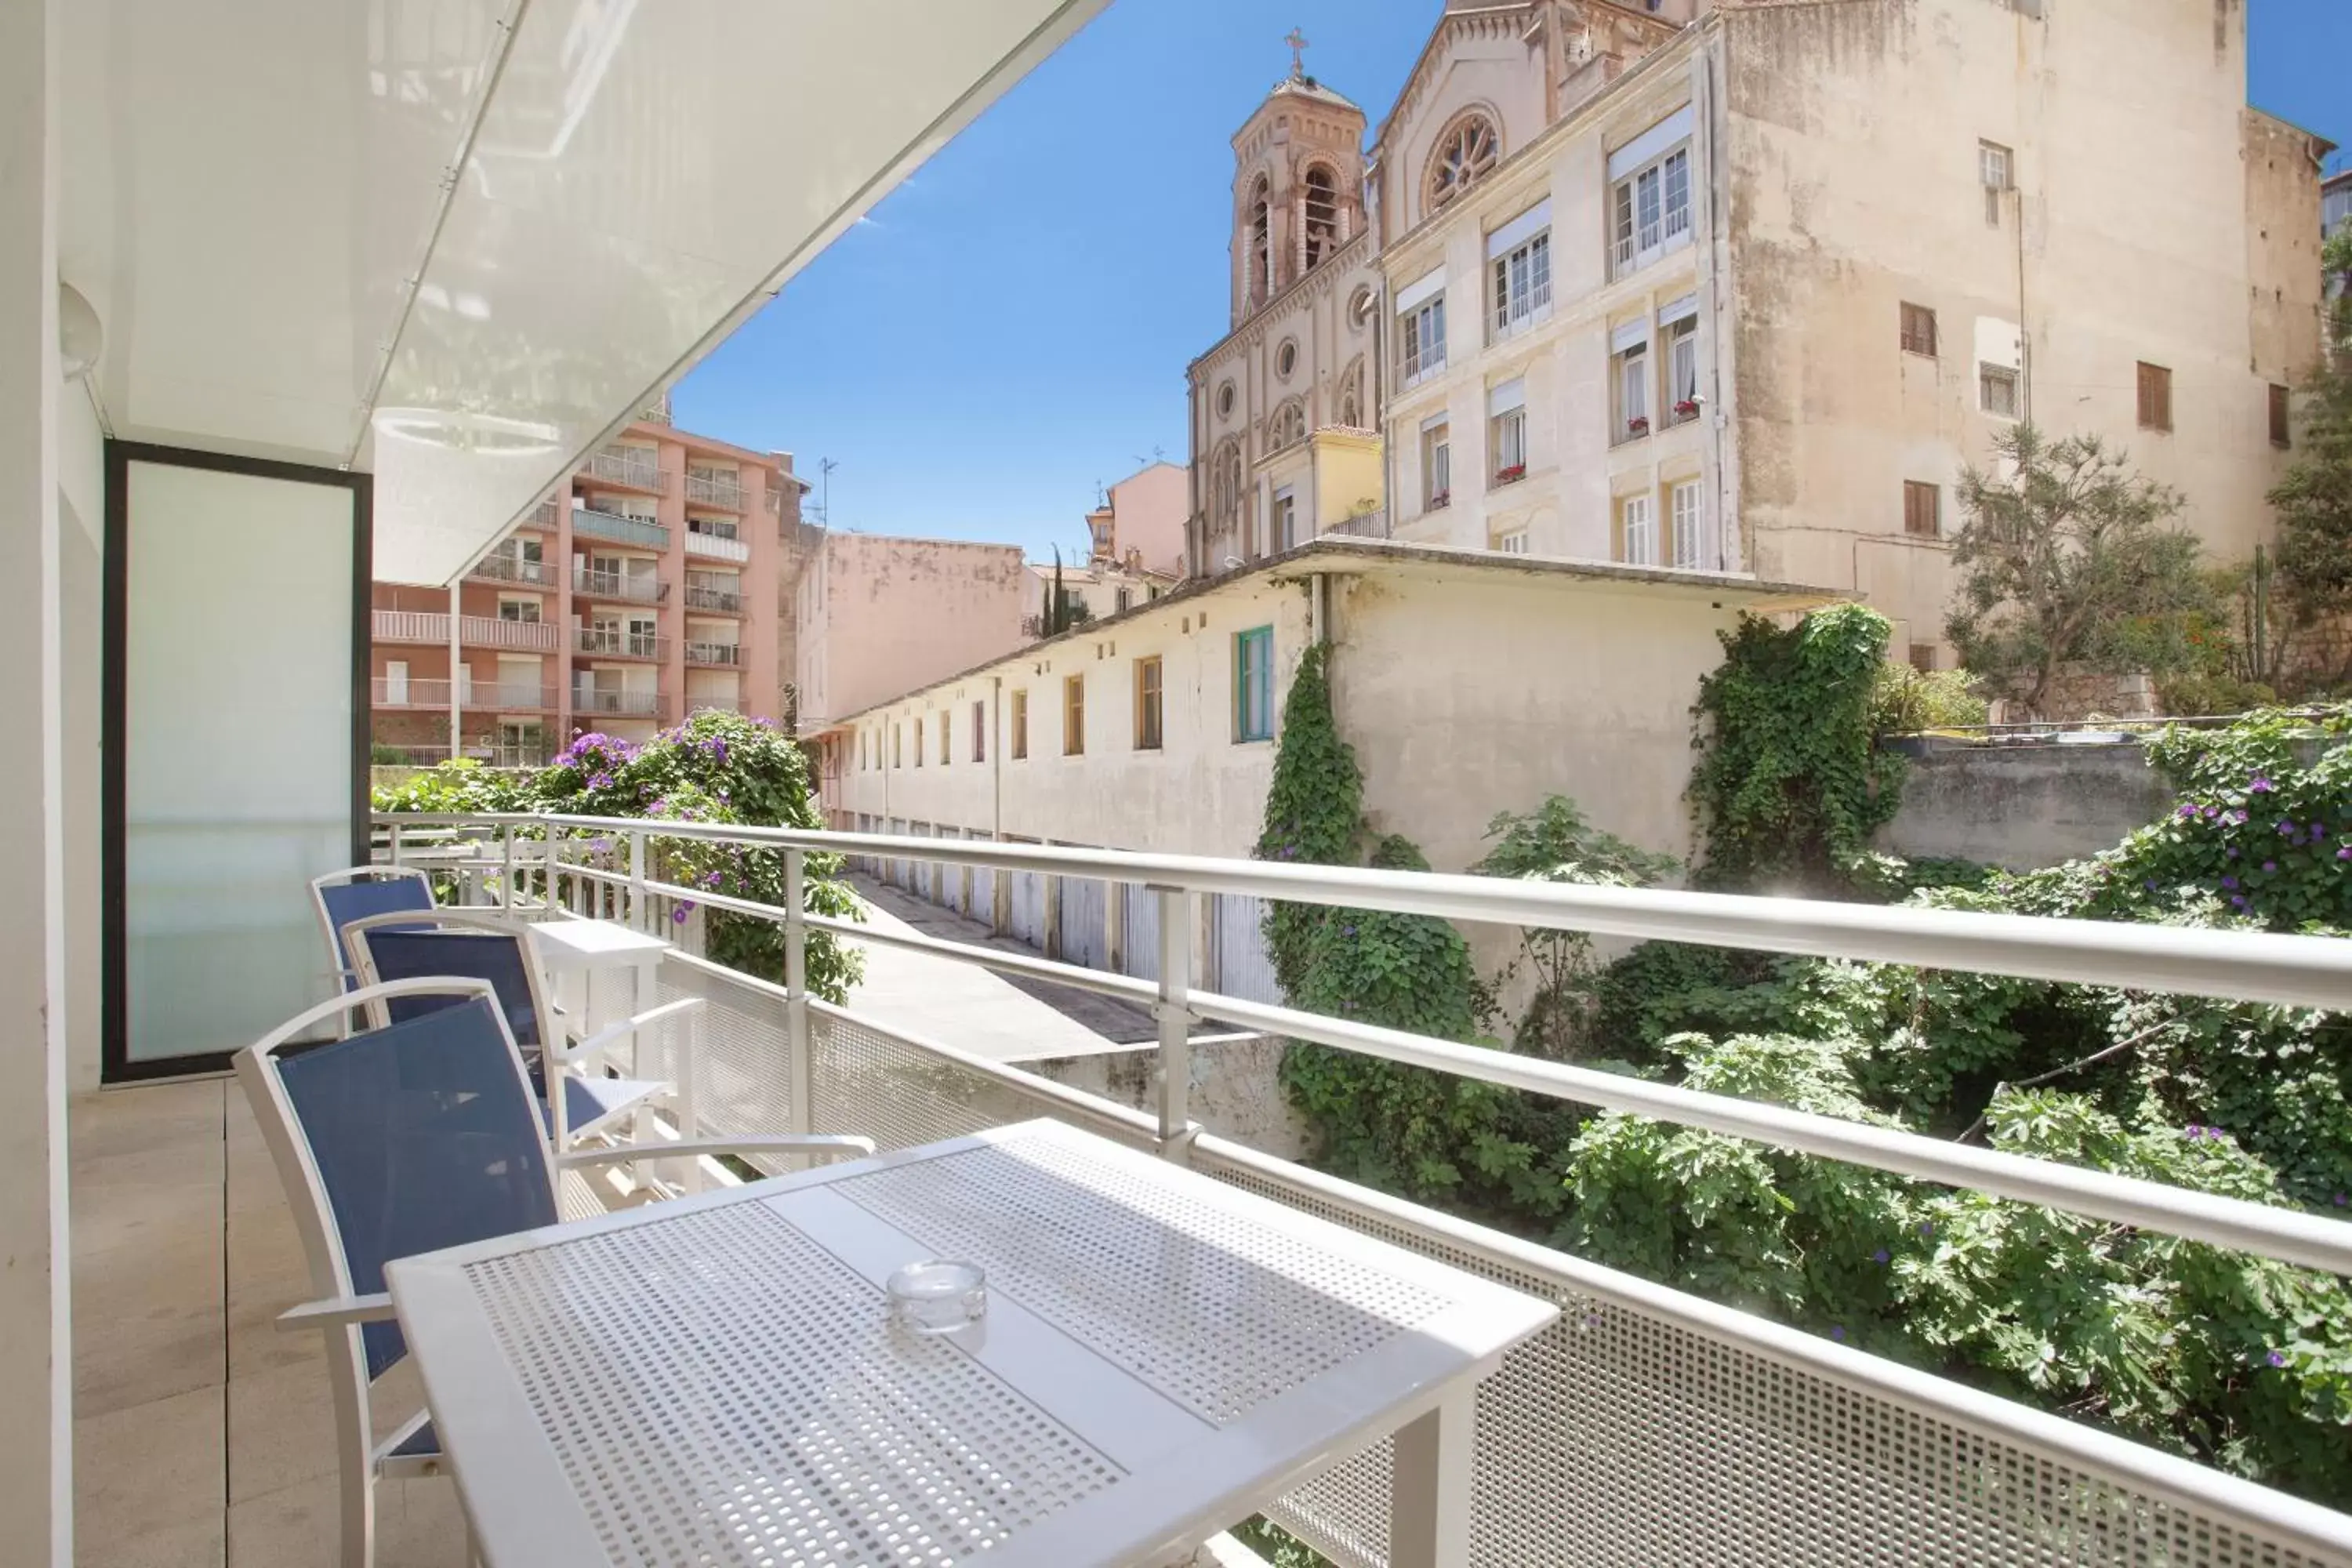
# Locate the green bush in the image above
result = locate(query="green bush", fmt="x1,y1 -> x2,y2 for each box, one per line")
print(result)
1868,661 -> 1988,734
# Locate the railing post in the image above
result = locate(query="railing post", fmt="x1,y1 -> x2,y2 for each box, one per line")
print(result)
627,829 -> 647,931
1154,887 -> 1196,1155
784,848 -> 813,1142
500,823 -> 516,911
387,819 -> 403,869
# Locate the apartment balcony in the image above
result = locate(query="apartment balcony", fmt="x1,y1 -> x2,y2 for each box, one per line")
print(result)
683,524 -> 750,563
370,677 -> 452,709
473,682 -> 557,711
1323,510 -> 1391,540
373,608 -> 450,644
684,581 -> 745,614
582,445 -> 669,495
520,496 -> 561,530
684,640 -> 742,666
460,615 -> 561,653
684,693 -> 746,714
468,553 -> 552,587
575,627 -> 667,661
569,688 -> 666,719
572,506 -> 671,550
683,471 -> 746,510
572,564 -> 670,605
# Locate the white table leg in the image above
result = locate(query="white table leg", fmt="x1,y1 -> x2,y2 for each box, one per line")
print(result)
1388,1383 -> 1475,1568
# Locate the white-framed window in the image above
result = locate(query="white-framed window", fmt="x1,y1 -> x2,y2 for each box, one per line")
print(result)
1619,492 -> 1658,566
1613,325 -> 1652,443
1272,487 -> 1299,551
1664,300 -> 1700,425
499,596 -> 541,623
1670,481 -> 1704,568
1610,109 -> 1694,277
1488,379 -> 1527,485
1421,416 -> 1451,511
1489,203 -> 1552,340
1979,140 -> 2012,228
1494,528 -> 1530,555
1399,274 -> 1446,386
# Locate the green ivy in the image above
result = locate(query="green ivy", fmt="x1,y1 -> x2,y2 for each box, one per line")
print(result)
1686,604 -> 1905,891
1253,641 -> 1363,996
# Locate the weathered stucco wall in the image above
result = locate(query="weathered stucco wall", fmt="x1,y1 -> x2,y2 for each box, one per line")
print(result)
1722,0 -> 2323,661
797,533 -> 1029,730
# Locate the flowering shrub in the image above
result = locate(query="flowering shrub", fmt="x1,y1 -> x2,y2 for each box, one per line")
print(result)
379,711 -> 863,1002
1493,463 -> 1526,485
1673,397 -> 1701,419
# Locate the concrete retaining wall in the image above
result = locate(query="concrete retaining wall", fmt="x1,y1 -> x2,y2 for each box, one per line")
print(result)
1876,741 -> 2170,870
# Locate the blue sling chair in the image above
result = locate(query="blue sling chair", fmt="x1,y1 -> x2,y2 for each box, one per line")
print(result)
310,866 -> 437,1001
340,909 -> 677,1160
236,978 -> 873,1568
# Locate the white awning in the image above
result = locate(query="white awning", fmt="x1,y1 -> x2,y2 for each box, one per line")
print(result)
1486,200 -> 1552,259
1607,104 -> 1694,180
1661,292 -> 1701,327
1487,378 -> 1526,417
1397,267 -> 1447,314
1611,319 -> 1651,354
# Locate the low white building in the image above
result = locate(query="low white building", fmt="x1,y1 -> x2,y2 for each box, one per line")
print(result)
814,538 -> 1833,989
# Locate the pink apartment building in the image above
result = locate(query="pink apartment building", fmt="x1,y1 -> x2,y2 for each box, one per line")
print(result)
371,419 -> 806,764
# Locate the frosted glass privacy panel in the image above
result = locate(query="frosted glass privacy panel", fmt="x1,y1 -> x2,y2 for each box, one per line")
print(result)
122,459 -> 358,1066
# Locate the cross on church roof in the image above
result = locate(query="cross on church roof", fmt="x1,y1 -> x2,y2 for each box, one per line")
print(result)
1284,27 -> 1309,78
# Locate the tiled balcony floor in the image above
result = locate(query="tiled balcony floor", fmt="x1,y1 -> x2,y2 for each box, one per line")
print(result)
70,1080 -> 468,1567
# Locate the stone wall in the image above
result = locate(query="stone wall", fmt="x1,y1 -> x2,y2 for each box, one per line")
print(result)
1877,739 -> 2170,870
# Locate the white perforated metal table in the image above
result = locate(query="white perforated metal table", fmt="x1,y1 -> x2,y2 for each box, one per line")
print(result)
385,1118 -> 1556,1568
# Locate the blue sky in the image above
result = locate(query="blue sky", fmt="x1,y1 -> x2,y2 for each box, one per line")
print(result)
673,0 -> 2349,564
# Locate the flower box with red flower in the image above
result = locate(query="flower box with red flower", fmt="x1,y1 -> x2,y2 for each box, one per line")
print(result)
1625,416 -> 1650,436
1494,463 -> 1526,485
1673,399 -> 1700,419
1427,490 -> 1451,510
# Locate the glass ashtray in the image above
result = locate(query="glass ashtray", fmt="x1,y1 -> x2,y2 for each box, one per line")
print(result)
887,1259 -> 987,1334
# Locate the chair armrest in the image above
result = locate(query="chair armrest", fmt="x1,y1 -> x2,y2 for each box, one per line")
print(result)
555,994 -> 702,1069
277,1293 -> 397,1332
555,1134 -> 876,1171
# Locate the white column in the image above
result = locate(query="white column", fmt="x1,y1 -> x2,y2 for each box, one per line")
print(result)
0,0 -> 73,1556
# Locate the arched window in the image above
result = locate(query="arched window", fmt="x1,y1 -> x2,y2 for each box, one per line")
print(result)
1212,441 -> 1243,528
1302,164 -> 1341,269
1269,400 -> 1307,451
1248,176 -> 1272,303
1426,113 -> 1500,213
1337,358 -> 1366,430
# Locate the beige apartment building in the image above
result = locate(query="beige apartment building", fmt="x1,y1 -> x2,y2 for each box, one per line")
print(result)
372,419 -> 805,762
1190,0 -> 2331,665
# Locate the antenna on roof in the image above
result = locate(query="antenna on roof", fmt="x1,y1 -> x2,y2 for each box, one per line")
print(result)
815,457 -> 838,525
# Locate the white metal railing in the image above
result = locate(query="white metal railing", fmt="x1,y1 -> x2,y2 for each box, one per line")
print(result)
522,497 -> 560,529
372,608 -> 448,644
684,527 -> 750,563
371,677 -> 451,708
372,815 -> 2352,1568
684,640 -> 741,666
572,564 -> 668,604
468,553 -> 551,586
684,578 -> 744,613
575,627 -> 666,660
461,615 -> 560,652
585,445 -> 668,492
569,690 -> 664,719
684,470 -> 746,510
475,682 -> 555,710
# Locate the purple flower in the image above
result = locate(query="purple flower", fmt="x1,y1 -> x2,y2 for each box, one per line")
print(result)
1343,924 -> 1359,937
2230,895 -> 2249,908
2230,810 -> 2249,826
590,772 -> 615,791
2340,847 -> 2352,862
1830,1326 -> 1846,1342
2203,805 -> 2221,819
2278,820 -> 2295,834
2227,848 -> 2239,859
2314,824 -> 2328,840
705,871 -> 723,888
1918,1221 -> 1935,1239
1872,1248 -> 1890,1265
2267,1350 -> 2287,1368
2187,1125 -> 2205,1139
670,906 -> 689,925
2177,804 -> 2199,819
2250,776 -> 2275,793
2263,861 -> 2277,873
2143,879 -> 2158,891
2222,876 -> 2239,890
2334,1192 -> 2347,1207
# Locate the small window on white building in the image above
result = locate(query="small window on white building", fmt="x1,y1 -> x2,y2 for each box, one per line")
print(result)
1980,362 -> 2020,419
1399,272 -> 1447,386
1421,416 -> 1451,510
1662,297 -> 1700,424
1670,481 -> 1704,568
1494,528 -> 1530,555
1610,107 -> 1694,277
1489,202 -> 1552,339
1619,492 -> 1658,566
1488,379 -> 1527,485
1979,140 -> 2012,228
1613,322 -> 1653,442
1272,487 -> 1299,551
